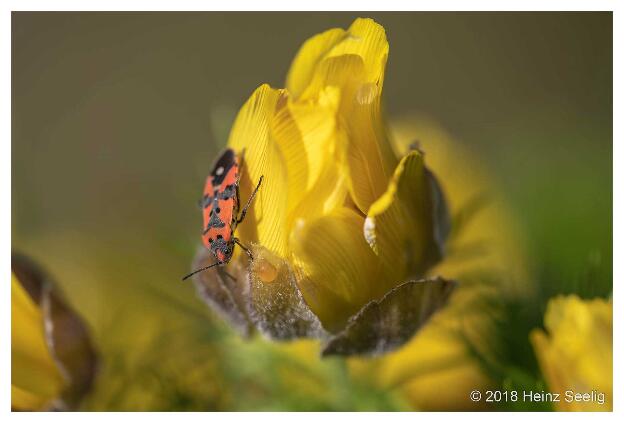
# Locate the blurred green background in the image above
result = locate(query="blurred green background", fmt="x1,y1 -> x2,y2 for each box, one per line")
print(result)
12,12 -> 612,410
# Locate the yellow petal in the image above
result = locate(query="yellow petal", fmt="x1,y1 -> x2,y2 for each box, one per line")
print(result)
397,358 -> 491,411
12,273 -> 65,410
272,86 -> 347,226
290,208 -> 392,331
340,91 -> 398,214
12,385 -> 51,411
324,18 -> 389,90
326,19 -> 396,214
530,295 -> 612,411
286,28 -> 347,99
287,158 -> 349,236
300,51 -> 364,102
227,84 -> 290,257
284,128 -> 349,232
291,18 -> 389,101
295,52 -> 398,214
286,18 -> 397,213
365,151 -> 442,280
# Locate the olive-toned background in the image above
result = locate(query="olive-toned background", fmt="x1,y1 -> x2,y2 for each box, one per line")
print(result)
12,12 -> 612,410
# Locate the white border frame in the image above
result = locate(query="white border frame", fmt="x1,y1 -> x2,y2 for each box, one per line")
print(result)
3,1 -> 619,421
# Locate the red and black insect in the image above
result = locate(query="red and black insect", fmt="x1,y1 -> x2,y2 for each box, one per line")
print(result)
182,148 -> 263,280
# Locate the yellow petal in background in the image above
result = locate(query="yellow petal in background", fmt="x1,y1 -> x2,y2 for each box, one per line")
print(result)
227,84 -> 290,257
348,283 -> 494,410
530,295 -> 612,411
290,208 -> 391,331
365,151 -> 442,280
12,273 -> 65,410
382,117 -> 530,407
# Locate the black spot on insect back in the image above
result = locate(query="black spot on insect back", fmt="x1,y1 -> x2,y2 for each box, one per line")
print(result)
206,210 -> 225,229
219,184 -> 236,200
211,148 -> 237,186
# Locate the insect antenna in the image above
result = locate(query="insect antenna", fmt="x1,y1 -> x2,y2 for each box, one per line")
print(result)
181,262 -> 221,281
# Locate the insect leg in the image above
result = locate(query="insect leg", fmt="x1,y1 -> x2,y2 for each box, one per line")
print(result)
233,237 -> 254,260
182,261 -> 222,281
237,175 -> 264,224
233,147 -> 247,190
235,179 -> 241,211
238,148 -> 247,179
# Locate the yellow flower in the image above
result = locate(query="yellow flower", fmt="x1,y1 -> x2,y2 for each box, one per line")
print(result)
530,295 -> 612,411
12,254 -> 97,411
192,18 -> 454,354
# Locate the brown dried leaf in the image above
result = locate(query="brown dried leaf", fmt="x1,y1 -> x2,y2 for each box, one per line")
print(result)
322,277 -> 456,357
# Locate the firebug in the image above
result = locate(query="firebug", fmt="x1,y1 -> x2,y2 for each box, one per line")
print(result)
183,148 -> 263,280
